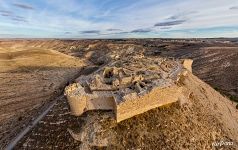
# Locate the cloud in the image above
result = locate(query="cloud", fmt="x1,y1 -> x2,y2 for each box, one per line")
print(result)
167,15 -> 179,20
230,6 -> 238,10
12,3 -> 34,10
1,13 -> 11,17
0,10 -> 13,14
154,20 -> 186,27
1,0 -> 238,38
11,16 -> 28,23
14,16 -> 25,19
131,28 -> 151,33
0,10 -> 27,23
167,12 -> 196,20
99,31 -> 130,35
11,18 -> 27,22
160,27 -> 172,30
118,31 -> 130,34
107,28 -> 122,31
64,32 -> 72,34
80,30 -> 100,34
0,10 -> 13,17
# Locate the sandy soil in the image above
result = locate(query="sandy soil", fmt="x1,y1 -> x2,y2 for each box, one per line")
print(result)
0,39 -> 238,149
0,41 -> 86,147
15,73 -> 238,150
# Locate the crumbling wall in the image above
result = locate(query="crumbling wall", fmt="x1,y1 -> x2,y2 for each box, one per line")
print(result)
64,56 -> 189,122
182,59 -> 193,72
65,83 -> 115,116
115,86 -> 182,122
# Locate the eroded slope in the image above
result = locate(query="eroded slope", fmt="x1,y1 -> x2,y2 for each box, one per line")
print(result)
0,44 -> 86,147
15,72 -> 238,149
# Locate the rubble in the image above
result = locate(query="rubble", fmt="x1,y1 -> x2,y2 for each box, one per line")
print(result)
65,55 -> 193,122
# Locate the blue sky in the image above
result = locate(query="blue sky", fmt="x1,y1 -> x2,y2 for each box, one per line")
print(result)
0,0 -> 238,38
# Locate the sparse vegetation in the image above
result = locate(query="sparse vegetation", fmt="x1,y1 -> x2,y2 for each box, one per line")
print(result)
213,87 -> 238,103
229,95 -> 238,103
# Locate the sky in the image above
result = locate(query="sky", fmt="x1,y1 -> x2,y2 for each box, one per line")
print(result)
0,0 -> 238,38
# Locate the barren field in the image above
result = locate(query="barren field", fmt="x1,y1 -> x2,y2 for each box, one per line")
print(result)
160,44 -> 238,100
0,41 -> 86,146
0,39 -> 238,149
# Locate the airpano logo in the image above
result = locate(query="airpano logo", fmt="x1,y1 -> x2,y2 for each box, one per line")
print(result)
212,140 -> 233,147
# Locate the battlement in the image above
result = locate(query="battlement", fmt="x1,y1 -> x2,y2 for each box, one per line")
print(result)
65,57 -> 192,122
